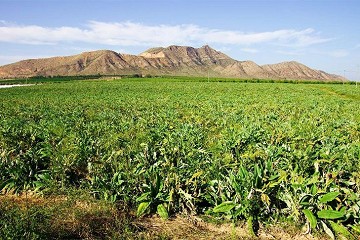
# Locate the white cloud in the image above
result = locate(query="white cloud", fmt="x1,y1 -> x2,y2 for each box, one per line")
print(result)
327,50 -> 349,58
240,48 -> 258,53
0,21 -> 332,47
278,49 -> 349,58
216,46 -> 231,52
276,50 -> 304,56
278,28 -> 333,47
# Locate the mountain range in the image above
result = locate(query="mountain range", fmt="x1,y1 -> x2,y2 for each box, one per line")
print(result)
0,45 -> 344,81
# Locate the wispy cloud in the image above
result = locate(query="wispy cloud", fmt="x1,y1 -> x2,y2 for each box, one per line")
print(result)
278,49 -> 349,58
216,46 -> 231,53
327,50 -> 349,58
0,21 -> 332,47
240,48 -> 258,53
276,50 -> 304,56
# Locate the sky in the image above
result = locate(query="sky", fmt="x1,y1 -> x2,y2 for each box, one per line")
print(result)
0,0 -> 359,80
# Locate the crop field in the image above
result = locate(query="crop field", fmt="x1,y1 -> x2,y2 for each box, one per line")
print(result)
0,78 -> 360,239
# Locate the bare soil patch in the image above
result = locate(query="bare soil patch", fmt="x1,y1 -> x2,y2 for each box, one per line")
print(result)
136,215 -> 326,240
0,194 -> 328,240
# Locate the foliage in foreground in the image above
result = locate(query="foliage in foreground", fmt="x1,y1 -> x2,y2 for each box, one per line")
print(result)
0,79 -> 359,238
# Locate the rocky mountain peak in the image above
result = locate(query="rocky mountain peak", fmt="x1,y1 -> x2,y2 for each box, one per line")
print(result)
0,45 -> 345,81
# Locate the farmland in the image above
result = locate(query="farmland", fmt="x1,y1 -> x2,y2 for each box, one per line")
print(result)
0,78 -> 359,239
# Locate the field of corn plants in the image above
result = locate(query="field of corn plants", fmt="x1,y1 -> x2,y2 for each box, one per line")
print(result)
0,78 -> 359,239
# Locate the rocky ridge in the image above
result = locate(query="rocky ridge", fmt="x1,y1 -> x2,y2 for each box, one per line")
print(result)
0,45 -> 344,81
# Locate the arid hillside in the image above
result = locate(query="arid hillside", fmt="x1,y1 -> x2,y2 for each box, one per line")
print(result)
0,45 -> 345,81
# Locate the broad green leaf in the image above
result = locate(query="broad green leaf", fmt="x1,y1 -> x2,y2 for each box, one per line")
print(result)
311,185 -> 318,195
136,192 -> 150,202
302,209 -> 317,229
351,225 -> 360,233
268,173 -> 279,181
157,204 -> 169,220
317,210 -> 345,219
319,192 -> 340,203
230,176 -> 241,193
213,201 -> 235,213
339,206 -> 346,214
233,207 -> 245,218
254,165 -> 261,187
299,195 -> 312,206
137,201 -> 150,217
33,181 -> 46,192
247,216 -> 256,237
109,194 -> 117,203
34,181 -> 45,187
321,221 -> 335,240
329,221 -> 353,240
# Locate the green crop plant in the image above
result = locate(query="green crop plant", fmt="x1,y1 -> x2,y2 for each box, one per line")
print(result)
0,78 -> 359,237
208,160 -> 286,235
280,160 -> 360,239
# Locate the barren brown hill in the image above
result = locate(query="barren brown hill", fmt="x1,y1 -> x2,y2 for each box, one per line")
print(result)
262,61 -> 343,81
0,45 -> 345,81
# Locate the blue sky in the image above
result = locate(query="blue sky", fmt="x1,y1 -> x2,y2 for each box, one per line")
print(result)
0,0 -> 359,80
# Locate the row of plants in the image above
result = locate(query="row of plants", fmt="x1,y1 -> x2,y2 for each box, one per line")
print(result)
2,75 -> 358,85
0,79 -> 359,238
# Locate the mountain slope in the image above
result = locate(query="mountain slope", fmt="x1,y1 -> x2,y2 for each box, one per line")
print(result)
0,45 -> 345,81
262,61 -> 342,81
